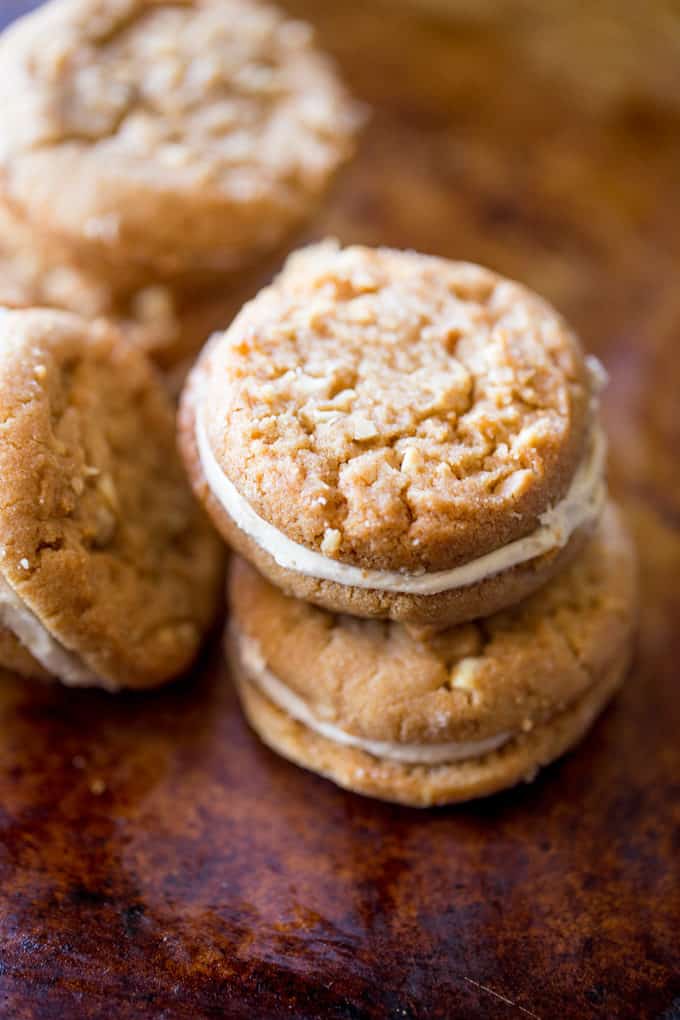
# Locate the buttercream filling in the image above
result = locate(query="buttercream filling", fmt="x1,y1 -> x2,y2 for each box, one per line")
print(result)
236,629 -> 512,765
0,572 -> 98,686
197,408 -> 607,595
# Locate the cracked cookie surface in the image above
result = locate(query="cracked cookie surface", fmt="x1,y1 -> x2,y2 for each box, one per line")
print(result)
0,0 -> 359,287
0,307 -> 224,689
193,242 -> 594,573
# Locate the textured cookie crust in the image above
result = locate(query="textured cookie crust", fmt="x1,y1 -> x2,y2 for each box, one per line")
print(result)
228,503 -> 636,746
0,0 -> 358,287
230,505 -> 636,805
0,308 -> 224,689
190,242 -> 594,574
235,651 -> 629,807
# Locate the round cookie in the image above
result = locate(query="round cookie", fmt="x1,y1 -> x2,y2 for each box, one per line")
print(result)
0,307 -> 224,690
227,503 -> 637,807
181,241 -> 606,628
0,0 -> 359,291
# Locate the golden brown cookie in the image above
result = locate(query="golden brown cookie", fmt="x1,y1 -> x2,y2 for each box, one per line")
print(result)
0,307 -> 224,690
182,242 -> 606,628
0,0 -> 359,291
228,503 -> 637,806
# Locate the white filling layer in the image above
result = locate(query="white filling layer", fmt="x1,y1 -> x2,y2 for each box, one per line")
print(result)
237,630 -> 511,765
198,408 -> 607,595
0,572 -> 97,686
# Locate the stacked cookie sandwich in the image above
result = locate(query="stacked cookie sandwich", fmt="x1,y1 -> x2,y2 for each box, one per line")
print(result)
180,241 -> 637,806
0,0 -> 360,379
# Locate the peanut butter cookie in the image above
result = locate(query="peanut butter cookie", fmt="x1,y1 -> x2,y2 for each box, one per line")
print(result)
0,307 -> 224,690
182,242 -> 606,628
0,0 -> 359,290
228,503 -> 637,806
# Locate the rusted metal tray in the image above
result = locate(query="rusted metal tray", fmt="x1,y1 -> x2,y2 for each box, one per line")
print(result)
1,2 -> 678,1017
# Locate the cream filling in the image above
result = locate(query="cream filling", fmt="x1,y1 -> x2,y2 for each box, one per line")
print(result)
237,630 -> 511,765
0,572 -> 98,686
198,409 -> 607,595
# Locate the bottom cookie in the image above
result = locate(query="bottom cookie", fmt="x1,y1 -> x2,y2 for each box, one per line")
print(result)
227,503 -> 637,806
233,650 -> 629,807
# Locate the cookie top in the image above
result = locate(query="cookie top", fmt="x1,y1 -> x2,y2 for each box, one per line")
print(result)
196,242 -> 596,573
229,502 -> 636,747
0,0 -> 359,282
0,307 -> 223,689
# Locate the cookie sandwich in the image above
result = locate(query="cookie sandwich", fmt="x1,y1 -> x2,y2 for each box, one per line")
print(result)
181,242 -> 607,629
227,504 -> 637,807
0,307 -> 224,690
0,0 -> 360,293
